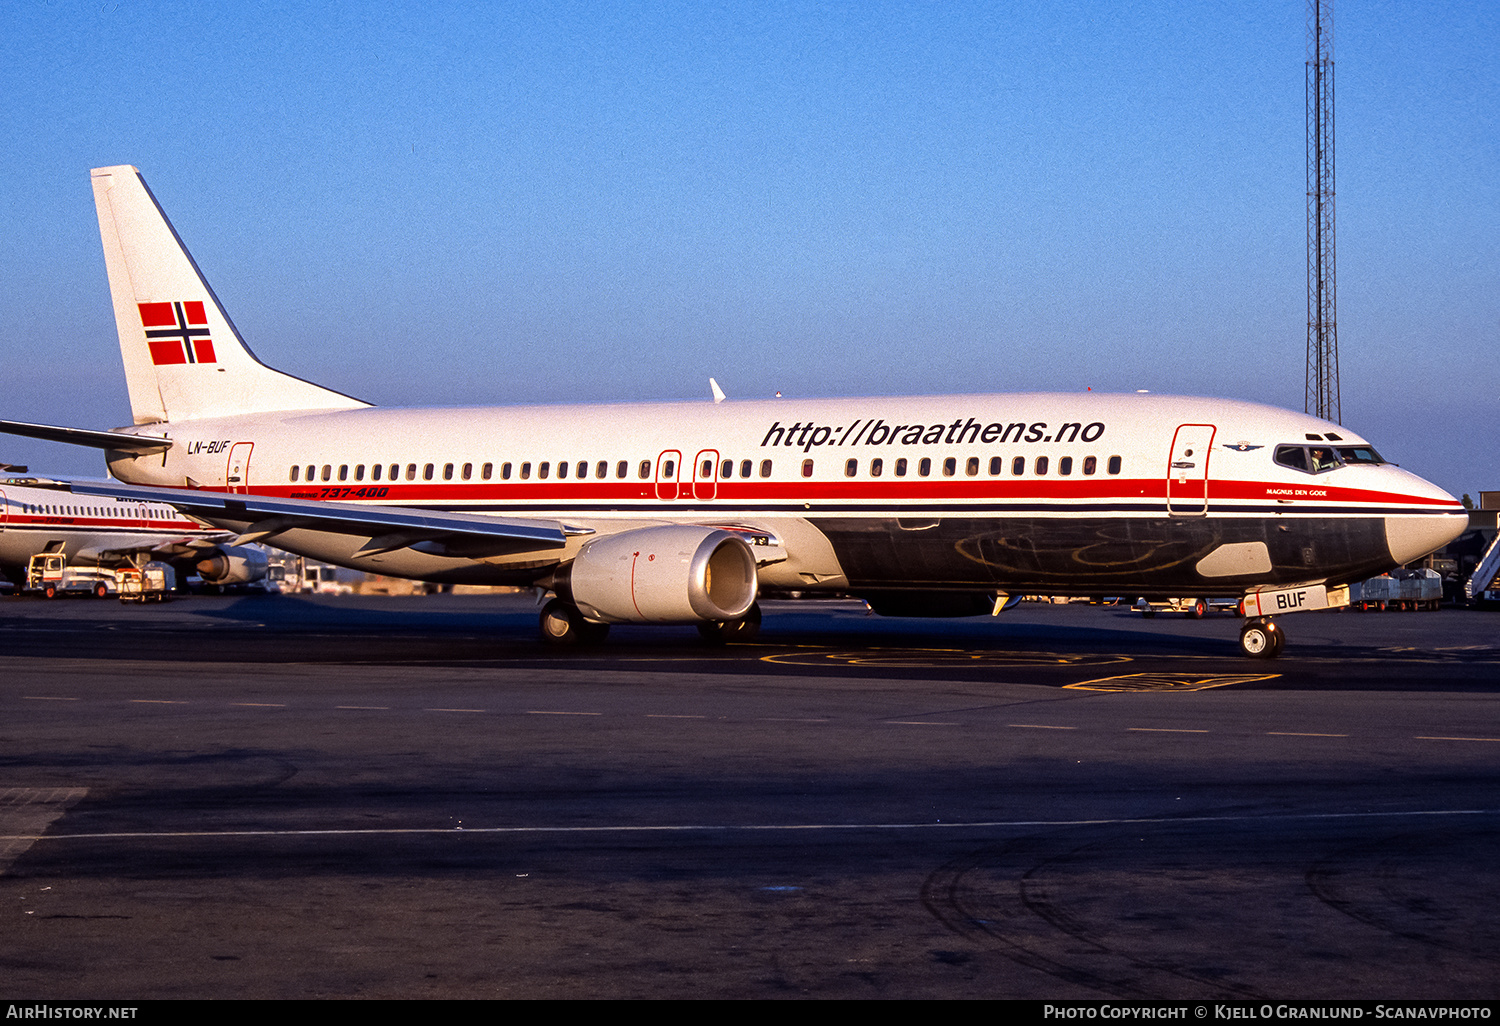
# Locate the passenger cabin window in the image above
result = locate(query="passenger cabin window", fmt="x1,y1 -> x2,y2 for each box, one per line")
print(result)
966,457 -> 979,477
539,462 -> 550,479
740,460 -> 752,478
1012,457 -> 1025,476
1083,456 -> 1097,475
339,465 -> 349,481
870,458 -> 883,477
443,463 -> 454,480
895,458 -> 907,477
1035,456 -> 1049,475
355,464 -> 366,481
918,458 -> 931,477
638,461 -> 651,479
988,456 -> 1002,475
759,460 -> 773,478
845,458 -> 858,477
289,466 -> 299,482
801,459 -> 814,478
1059,456 -> 1073,476
1108,455 -> 1122,475
373,464 -> 383,481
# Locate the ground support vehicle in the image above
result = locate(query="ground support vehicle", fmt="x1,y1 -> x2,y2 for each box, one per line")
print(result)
1134,596 -> 1240,618
24,554 -> 116,599
116,562 -> 175,602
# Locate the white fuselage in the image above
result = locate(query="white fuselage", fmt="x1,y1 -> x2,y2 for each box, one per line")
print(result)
99,391 -> 1465,597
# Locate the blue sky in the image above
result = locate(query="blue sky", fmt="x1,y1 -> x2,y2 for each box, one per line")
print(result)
2,1 -> 1496,499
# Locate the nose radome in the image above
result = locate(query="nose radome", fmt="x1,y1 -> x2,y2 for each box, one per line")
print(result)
1386,514 -> 1468,566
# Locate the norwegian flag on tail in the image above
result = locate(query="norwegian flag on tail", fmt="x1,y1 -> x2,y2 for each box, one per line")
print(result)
138,301 -> 217,365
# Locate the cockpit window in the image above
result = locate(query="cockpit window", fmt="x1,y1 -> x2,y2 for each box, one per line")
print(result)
1336,446 -> 1385,465
1274,445 -> 1310,472
1276,443 -> 1383,474
1276,444 -> 1341,474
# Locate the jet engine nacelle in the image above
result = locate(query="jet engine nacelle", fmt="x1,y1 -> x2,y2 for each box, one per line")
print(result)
561,525 -> 758,624
195,545 -> 269,586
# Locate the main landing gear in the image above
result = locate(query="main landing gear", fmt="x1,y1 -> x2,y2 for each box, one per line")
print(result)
696,602 -> 762,645
1238,617 -> 1284,659
538,598 -> 610,646
537,599 -> 764,647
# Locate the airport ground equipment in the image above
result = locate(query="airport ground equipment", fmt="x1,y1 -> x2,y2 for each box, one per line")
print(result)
1356,568 -> 1442,611
1466,534 -> 1500,604
24,553 -> 115,598
1134,596 -> 1239,618
116,561 -> 175,602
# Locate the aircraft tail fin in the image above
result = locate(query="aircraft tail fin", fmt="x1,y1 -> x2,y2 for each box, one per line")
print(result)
90,165 -> 369,424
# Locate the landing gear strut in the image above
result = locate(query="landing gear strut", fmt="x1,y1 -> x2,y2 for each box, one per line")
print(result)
696,602 -> 762,645
538,599 -> 610,646
1238,617 -> 1283,659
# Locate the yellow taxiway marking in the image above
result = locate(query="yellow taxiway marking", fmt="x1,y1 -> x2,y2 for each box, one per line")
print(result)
526,710 -> 601,716
761,648 -> 1129,668
1415,735 -> 1500,742
22,696 -> 78,701
646,714 -> 706,719
1127,727 -> 1210,733
336,705 -> 390,710
887,720 -> 960,726
1009,723 -> 1076,730
1065,673 -> 1280,692
1268,731 -> 1347,737
231,702 -> 286,708
131,699 -> 185,704
426,708 -> 485,713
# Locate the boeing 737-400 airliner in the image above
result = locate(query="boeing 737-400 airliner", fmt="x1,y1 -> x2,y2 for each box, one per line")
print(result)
0,166 -> 1468,656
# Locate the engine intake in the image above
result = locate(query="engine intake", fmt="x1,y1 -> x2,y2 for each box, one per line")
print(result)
561,525 -> 757,624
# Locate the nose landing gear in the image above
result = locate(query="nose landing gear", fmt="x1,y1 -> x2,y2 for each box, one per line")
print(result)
1239,617 -> 1283,659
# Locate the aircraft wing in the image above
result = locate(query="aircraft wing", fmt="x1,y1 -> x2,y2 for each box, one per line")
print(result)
68,481 -> 570,559
0,419 -> 173,453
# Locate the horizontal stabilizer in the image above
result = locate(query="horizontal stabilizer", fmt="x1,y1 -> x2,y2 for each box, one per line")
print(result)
0,419 -> 172,453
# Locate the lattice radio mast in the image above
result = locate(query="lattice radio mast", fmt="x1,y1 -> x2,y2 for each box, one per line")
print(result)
1306,0 -> 1339,422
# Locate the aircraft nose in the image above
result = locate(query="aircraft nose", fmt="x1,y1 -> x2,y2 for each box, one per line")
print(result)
1385,514 -> 1467,565
1384,473 -> 1468,565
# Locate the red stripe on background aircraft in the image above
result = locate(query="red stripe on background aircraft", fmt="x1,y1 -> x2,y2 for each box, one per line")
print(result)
0,165 -> 1467,656
0,476 -> 264,591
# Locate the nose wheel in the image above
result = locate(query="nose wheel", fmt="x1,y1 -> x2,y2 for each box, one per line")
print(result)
1239,617 -> 1283,659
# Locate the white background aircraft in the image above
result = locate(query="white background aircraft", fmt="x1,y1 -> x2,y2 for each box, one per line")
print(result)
0,166 -> 1468,655
0,475 -> 266,593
